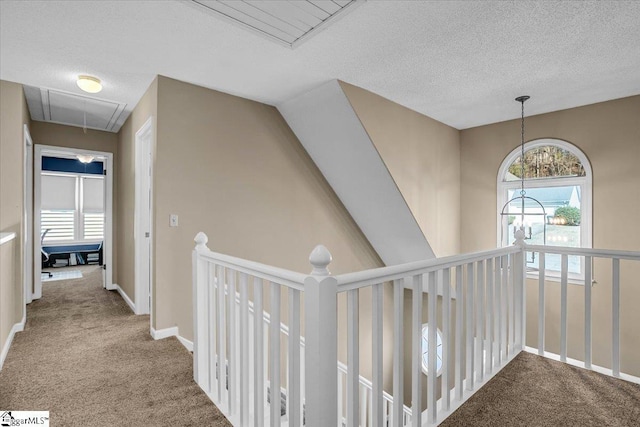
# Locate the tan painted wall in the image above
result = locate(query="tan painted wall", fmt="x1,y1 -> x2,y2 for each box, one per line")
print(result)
154,75 -> 381,338
31,121 -> 118,153
340,81 -> 461,405
116,77 -> 158,310
0,80 -> 29,354
460,95 -> 640,376
340,81 -> 461,257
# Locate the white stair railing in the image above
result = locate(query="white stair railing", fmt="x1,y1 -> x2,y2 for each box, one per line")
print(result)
193,232 -> 529,426
193,230 -> 640,426
525,244 -> 640,384
333,240 -> 526,426
193,232 -> 309,426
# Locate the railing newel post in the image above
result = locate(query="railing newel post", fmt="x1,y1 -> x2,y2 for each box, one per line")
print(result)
513,228 -> 526,350
193,232 -> 210,387
304,244 -> 338,427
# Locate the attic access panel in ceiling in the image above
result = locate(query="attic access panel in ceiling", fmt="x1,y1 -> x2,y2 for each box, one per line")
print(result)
188,0 -> 364,48
24,86 -> 126,133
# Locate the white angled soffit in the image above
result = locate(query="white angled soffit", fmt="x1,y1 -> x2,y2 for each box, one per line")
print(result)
185,0 -> 365,48
278,80 -> 435,266
24,85 -> 127,133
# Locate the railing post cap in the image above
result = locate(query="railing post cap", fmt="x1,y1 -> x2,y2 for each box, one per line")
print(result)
194,232 -> 209,251
309,244 -> 332,276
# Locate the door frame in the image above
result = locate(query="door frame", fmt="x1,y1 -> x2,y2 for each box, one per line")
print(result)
33,145 -> 114,298
134,117 -> 153,316
23,125 -> 33,312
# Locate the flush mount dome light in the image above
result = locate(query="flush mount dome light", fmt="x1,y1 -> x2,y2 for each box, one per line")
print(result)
77,154 -> 95,163
76,75 -> 102,93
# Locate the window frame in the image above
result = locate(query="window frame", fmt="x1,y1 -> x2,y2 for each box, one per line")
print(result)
496,139 -> 592,283
41,171 -> 104,245
421,323 -> 444,376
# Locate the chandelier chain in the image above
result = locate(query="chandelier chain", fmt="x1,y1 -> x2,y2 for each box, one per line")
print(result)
520,99 -> 525,197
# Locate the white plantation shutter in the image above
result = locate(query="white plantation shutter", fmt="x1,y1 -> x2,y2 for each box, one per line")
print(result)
41,174 -> 76,210
41,210 -> 75,241
82,177 -> 104,213
83,213 -> 104,240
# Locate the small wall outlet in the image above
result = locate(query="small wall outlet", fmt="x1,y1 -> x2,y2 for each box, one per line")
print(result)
170,214 -> 179,227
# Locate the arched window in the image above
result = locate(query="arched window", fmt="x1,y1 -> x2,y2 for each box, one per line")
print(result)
421,324 -> 443,376
497,139 -> 592,279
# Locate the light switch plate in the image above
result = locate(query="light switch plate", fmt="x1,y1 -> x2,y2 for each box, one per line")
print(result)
170,214 -> 179,227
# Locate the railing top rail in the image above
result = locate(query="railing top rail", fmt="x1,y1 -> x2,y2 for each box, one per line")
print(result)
335,246 -> 520,292
526,244 -> 640,261
196,249 -> 307,291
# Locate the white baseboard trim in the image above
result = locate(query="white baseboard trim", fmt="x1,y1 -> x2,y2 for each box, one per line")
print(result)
524,346 -> 640,385
16,315 -> 26,332
114,284 -> 136,313
177,335 -> 194,352
150,326 -> 192,352
150,326 -> 178,340
1,316 -> 26,371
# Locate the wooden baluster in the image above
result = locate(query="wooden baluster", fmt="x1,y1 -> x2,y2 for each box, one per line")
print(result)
368,386 -> 373,427
513,230 -> 526,351
217,265 -> 227,405
288,288 -> 301,427
485,259 -> 493,375
383,397 -> 388,427
239,273 -> 250,425
338,371 -> 343,427
393,279 -> 404,427
508,253 -> 515,356
494,257 -> 502,366
209,263 -> 217,398
228,270 -> 237,415
465,263 -> 474,391
584,256 -> 592,370
441,268 -> 451,412
612,258 -> 621,377
560,254 -> 568,362
411,275 -> 423,427
538,252 -> 545,356
360,384 -> 367,427
427,271 -> 437,424
501,255 -> 508,361
372,283 -> 384,427
269,282 -> 282,427
347,289 -> 360,427
454,265 -> 463,401
253,277 -> 264,426
476,260 -> 484,382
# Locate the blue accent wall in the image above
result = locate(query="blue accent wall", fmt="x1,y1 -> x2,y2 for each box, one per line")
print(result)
42,156 -> 103,175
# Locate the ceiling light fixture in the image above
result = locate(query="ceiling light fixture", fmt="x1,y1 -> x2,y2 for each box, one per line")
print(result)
500,96 -> 546,251
76,75 -> 102,93
77,154 -> 95,164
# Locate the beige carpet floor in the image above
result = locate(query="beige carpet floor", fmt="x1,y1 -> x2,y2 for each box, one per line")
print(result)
0,267 -> 231,426
441,351 -> 640,427
3,267 -> 639,426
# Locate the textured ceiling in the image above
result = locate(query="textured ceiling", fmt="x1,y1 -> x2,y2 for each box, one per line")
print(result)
1,0 -> 639,131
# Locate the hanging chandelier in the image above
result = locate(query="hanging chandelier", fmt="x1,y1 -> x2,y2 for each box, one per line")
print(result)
500,96 -> 546,249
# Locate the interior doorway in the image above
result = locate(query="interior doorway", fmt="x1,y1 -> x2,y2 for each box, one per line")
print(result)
134,117 -> 153,316
33,145 -> 114,299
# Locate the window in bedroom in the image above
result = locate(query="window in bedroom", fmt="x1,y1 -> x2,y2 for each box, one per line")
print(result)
41,173 -> 104,243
